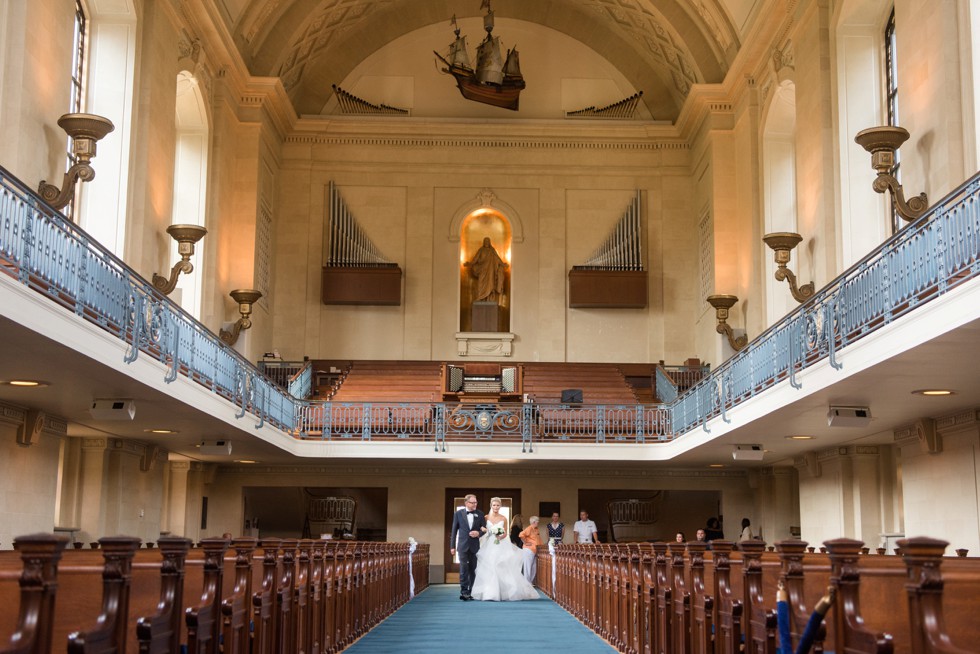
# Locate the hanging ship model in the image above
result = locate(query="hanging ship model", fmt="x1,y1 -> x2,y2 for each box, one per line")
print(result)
434,1 -> 525,111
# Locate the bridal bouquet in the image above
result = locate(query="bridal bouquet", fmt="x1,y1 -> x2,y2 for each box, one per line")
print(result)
490,525 -> 505,544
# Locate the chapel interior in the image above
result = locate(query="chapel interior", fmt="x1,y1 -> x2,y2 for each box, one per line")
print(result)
1,0 -> 979,593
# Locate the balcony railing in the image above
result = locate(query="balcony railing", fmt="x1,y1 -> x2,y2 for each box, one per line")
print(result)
296,401 -> 672,450
0,164 -> 295,431
673,173 -> 980,434
1,163 -> 977,446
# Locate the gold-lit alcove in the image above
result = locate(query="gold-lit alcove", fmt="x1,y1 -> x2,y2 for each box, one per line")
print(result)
459,210 -> 512,333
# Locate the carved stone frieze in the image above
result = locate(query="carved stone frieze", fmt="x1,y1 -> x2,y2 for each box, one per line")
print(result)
284,134 -> 688,151
456,332 -> 515,357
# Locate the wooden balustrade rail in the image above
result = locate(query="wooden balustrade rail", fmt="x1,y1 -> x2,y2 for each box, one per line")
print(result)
0,535 -> 429,654
540,539 -> 980,654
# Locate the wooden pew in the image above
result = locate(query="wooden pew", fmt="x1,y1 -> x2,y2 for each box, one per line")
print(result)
136,536 -> 193,654
0,534 -> 68,654
0,534 -> 428,654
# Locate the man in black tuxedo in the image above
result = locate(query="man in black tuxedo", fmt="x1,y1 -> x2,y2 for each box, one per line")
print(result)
450,493 -> 486,600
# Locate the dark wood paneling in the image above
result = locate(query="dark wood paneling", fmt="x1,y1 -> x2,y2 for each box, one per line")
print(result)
568,270 -> 647,308
321,266 -> 402,305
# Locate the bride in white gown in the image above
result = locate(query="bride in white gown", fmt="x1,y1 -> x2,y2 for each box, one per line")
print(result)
471,498 -> 539,601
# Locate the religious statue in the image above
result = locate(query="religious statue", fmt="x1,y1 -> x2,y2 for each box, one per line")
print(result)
464,237 -> 509,304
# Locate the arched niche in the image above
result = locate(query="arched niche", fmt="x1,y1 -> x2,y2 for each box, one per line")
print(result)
448,189 -> 524,243
458,210 -> 512,333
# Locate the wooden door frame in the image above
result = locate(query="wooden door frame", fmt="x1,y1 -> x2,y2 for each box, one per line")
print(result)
444,488 -> 521,578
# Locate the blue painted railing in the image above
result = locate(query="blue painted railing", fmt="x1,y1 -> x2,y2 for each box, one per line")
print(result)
0,164 -> 295,432
672,172 -> 980,434
1,162 -> 977,446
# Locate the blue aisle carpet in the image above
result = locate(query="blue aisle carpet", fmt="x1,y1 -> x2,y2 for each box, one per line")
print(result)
345,584 -> 615,653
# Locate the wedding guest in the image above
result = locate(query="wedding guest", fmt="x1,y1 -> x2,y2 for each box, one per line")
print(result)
675,531 -> 685,543
510,514 -> 524,547
573,510 -> 600,543
547,512 -> 565,544
695,528 -> 707,542
519,516 -> 543,584
705,517 -> 724,541
739,517 -> 753,541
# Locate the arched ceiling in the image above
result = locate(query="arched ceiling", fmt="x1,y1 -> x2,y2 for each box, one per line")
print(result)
220,0 -> 752,121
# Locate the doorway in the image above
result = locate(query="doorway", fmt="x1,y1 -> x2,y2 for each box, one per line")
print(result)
444,488 -> 521,582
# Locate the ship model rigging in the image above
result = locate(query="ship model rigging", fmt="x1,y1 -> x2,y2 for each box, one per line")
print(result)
434,1 -> 525,111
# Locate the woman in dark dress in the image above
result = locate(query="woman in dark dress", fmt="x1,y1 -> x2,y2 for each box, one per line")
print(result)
546,512 -> 565,544
510,514 -> 524,547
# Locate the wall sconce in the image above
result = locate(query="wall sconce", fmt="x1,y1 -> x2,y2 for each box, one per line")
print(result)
763,232 -> 814,303
37,113 -> 115,211
152,224 -> 208,295
706,294 -> 747,351
219,289 -> 263,346
854,126 -> 927,222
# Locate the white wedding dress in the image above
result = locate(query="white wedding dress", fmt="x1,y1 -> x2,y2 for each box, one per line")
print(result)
470,520 -> 539,601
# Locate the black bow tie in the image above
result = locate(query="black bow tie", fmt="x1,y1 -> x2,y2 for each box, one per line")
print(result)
467,511 -> 477,515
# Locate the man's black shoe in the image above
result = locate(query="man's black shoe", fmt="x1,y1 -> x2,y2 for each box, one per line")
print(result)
459,595 -> 467,601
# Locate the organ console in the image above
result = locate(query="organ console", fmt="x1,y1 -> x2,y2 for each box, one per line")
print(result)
441,363 -> 523,402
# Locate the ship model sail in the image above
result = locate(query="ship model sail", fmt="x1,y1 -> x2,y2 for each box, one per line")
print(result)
434,3 -> 525,111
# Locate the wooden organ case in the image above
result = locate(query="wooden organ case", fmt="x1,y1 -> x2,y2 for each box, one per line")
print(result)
441,363 -> 523,402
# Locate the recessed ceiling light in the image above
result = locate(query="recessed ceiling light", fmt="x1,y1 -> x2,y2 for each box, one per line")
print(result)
911,389 -> 955,396
3,380 -> 50,387
144,429 -> 179,434
708,464 -> 725,468
235,459 -> 257,464
474,461 -> 491,465
785,435 -> 815,440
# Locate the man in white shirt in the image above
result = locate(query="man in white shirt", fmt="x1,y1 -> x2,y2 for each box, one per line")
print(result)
572,510 -> 600,543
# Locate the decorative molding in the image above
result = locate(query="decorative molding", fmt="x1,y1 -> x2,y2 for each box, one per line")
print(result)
284,134 -> 689,151
177,31 -> 201,64
793,450 -> 820,478
214,462 -> 752,479
140,445 -> 161,472
447,189 -> 525,243
82,437 -> 108,449
16,409 -> 45,447
170,460 -> 192,471
935,409 -> 979,432
456,332 -> 515,357
895,409 -> 980,450
0,402 -> 26,428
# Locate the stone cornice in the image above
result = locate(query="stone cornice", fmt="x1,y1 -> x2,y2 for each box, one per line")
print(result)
214,462 -> 759,480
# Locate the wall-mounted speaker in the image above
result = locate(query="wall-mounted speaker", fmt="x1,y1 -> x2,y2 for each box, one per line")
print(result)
827,406 -> 872,427
732,444 -> 765,461
199,440 -> 232,456
89,399 -> 136,421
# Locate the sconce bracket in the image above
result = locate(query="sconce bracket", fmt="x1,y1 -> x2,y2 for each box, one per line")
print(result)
706,294 -> 748,352
774,267 -> 815,303
152,260 -> 194,296
219,318 -> 251,347
37,162 -> 96,211
716,322 -> 747,352
871,174 -> 928,222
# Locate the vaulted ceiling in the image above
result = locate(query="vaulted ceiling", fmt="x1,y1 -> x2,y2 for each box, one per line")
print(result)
215,0 -> 759,120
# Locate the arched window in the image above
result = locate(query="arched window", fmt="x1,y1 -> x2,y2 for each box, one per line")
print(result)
76,0 -> 137,257
762,80 -> 799,324
170,70 -> 210,318
833,0 -> 893,266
